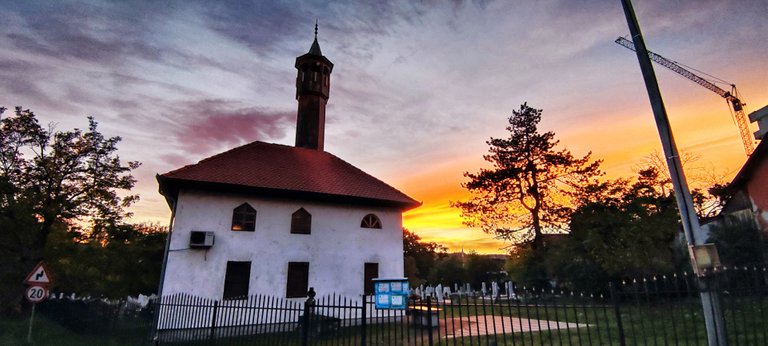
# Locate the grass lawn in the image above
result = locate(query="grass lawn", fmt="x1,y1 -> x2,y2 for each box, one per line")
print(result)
4,293 -> 767,345
0,313 -> 150,346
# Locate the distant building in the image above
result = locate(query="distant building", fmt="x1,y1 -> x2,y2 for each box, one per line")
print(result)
718,134 -> 768,235
156,31 -> 420,302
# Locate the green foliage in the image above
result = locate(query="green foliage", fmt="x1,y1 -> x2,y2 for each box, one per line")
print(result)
463,252 -> 505,288
424,252 -> 507,289
427,255 -> 466,286
707,215 -> 765,267
555,167 -> 683,290
0,107 -> 140,314
45,223 -> 166,298
454,103 -> 602,249
403,228 -> 445,286
506,246 -> 551,289
506,166 -> 689,291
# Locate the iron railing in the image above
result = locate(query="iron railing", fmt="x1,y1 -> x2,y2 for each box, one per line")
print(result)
30,266 -> 768,345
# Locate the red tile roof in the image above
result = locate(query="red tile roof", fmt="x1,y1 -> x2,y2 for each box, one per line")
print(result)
157,141 -> 420,210
728,134 -> 767,190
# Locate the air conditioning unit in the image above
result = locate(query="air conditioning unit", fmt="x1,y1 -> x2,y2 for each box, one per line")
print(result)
189,231 -> 215,248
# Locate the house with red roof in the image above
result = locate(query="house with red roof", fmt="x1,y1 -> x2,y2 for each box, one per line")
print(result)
156,31 -> 420,302
720,133 -> 768,234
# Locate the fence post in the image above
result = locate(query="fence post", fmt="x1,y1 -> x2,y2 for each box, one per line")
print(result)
609,283 -> 626,346
302,287 -> 316,346
699,274 -> 727,346
360,294 -> 367,346
426,295 -> 434,346
209,300 -> 219,343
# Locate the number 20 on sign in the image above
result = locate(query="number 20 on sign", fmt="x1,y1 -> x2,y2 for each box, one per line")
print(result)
25,285 -> 48,303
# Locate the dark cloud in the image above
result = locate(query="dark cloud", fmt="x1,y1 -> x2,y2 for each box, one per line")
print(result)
194,1 -> 473,58
2,1 -> 168,65
0,59 -> 48,99
200,2 -> 307,53
172,99 -> 294,155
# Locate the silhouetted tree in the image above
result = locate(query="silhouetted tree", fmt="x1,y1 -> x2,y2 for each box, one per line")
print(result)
45,223 -> 166,298
453,103 -> 602,249
464,252 -> 505,289
707,215 -> 765,267
641,150 -> 730,218
0,107 -> 139,314
427,255 -> 467,287
403,229 -> 446,286
542,168 -> 683,291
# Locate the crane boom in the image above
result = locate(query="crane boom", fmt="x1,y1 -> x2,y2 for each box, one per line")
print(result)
615,36 -> 755,155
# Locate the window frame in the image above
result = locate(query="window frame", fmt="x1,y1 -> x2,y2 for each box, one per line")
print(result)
231,203 -> 256,232
364,263 -> 379,295
360,214 -> 382,229
286,262 -> 310,298
290,208 -> 312,235
223,261 -> 251,300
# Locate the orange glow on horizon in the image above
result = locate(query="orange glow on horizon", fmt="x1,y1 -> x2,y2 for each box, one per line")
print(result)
398,102 -> 755,255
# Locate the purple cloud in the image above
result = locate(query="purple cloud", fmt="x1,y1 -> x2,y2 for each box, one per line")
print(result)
173,100 -> 294,155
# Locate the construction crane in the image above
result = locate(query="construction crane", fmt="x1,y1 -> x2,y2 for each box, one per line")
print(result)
615,36 -> 755,156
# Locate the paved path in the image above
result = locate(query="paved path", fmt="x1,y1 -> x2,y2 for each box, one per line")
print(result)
441,315 -> 586,338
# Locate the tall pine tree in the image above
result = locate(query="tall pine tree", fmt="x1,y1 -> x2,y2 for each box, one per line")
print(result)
454,103 -> 601,249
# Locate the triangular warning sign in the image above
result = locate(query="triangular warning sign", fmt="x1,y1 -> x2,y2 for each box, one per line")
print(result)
24,262 -> 52,285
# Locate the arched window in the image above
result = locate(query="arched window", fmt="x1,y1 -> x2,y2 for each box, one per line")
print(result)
360,214 -> 382,229
231,203 -> 256,232
291,208 -> 312,234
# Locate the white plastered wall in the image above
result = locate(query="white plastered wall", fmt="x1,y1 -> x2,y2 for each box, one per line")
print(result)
161,189 -> 405,301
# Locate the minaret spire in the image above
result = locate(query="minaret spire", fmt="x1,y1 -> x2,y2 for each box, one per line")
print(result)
308,20 -> 322,56
294,22 -> 333,151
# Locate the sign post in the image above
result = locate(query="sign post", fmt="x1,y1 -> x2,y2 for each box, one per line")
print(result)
24,262 -> 52,344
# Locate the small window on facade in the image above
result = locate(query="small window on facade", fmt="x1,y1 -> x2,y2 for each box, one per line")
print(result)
223,261 -> 251,300
291,208 -> 312,234
286,262 -> 310,298
231,203 -> 256,232
364,263 -> 379,295
360,214 -> 382,229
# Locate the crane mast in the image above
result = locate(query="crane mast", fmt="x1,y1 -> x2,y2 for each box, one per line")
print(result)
615,36 -> 755,155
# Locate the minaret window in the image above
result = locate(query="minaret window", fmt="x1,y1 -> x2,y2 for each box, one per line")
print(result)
231,203 -> 256,232
360,214 -> 382,229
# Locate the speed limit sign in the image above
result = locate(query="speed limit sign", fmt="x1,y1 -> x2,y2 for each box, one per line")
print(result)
25,285 -> 48,303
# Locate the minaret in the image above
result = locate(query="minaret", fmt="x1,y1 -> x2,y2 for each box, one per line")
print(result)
295,22 -> 334,151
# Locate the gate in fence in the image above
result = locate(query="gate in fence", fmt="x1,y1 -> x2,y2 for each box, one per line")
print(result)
148,267 -> 768,345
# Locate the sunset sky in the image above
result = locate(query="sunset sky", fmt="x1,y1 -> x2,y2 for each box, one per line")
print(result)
1,1 -> 766,253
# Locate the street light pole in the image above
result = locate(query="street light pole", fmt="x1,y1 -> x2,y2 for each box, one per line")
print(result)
618,0 -> 726,344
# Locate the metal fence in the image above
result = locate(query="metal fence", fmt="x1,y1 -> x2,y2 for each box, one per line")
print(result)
36,295 -> 155,344
34,266 -> 768,345
145,266 -> 768,345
